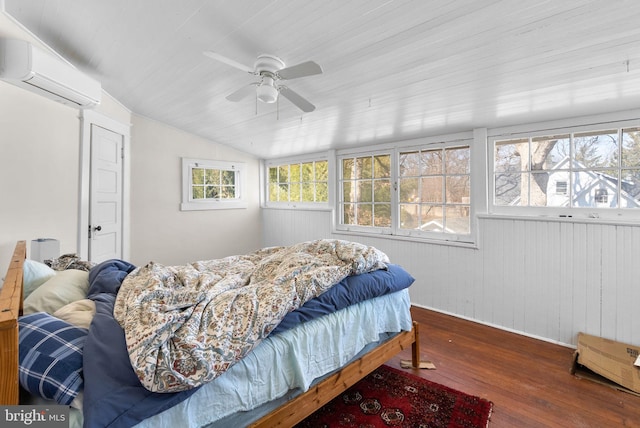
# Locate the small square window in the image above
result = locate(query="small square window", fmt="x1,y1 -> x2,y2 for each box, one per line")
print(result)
181,158 -> 247,210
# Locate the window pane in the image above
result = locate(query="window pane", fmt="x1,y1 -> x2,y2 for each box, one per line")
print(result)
301,162 -> 313,181
220,186 -> 235,199
290,164 -> 301,182
400,203 -> 419,229
278,165 -> 289,183
357,157 -> 372,179
399,152 -> 420,177
446,175 -> 469,203
622,128 -> 640,168
192,168 -> 205,185
268,182 -> 278,202
418,205 -> 443,231
221,170 -> 235,185
525,172 -> 549,207
343,158 -> 355,180
373,155 -> 391,178
192,186 -> 204,199
421,177 -> 442,203
290,182 -> 301,201
301,182 -> 313,202
494,172 -> 522,206
205,185 -> 218,199
445,206 -> 470,234
315,161 -> 328,181
373,180 -> 391,202
573,130 -> 618,169
316,182 -> 328,202
399,178 -> 419,203
269,167 -> 278,183
445,147 -> 470,174
278,184 -> 289,201
537,135 -> 571,170
422,150 -> 442,175
571,171 -> 615,208
343,204 -> 356,224
494,140 -> 525,173
357,180 -> 372,202
374,204 -> 391,227
357,204 -> 373,226
205,169 -> 219,184
621,169 -> 640,206
342,182 -> 354,202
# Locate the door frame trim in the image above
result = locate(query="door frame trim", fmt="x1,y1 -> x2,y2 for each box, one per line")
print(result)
79,110 -> 131,261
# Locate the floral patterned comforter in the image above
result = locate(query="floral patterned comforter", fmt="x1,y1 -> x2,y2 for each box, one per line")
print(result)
113,239 -> 389,393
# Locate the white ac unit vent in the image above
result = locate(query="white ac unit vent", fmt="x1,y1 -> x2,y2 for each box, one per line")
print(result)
0,38 -> 101,108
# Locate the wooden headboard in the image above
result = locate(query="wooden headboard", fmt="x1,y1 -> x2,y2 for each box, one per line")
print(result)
0,240 -> 26,405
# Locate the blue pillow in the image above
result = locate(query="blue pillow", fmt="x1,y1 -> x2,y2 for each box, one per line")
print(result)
18,312 -> 87,405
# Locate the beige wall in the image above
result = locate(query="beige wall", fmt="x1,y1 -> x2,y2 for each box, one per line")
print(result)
0,11 -> 261,274
0,82 -> 83,271
129,115 -> 262,267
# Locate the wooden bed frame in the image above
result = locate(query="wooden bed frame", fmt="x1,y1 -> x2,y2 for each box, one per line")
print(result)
0,240 -> 421,427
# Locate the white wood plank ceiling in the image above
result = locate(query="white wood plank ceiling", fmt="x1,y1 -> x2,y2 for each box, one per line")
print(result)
3,0 -> 640,159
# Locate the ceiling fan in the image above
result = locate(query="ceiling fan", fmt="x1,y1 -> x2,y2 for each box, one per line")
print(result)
203,51 -> 323,112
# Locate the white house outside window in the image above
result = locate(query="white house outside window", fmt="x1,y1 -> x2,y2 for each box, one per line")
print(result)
491,125 -> 640,216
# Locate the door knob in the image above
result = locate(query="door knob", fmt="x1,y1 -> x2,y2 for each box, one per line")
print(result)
94,225 -> 102,232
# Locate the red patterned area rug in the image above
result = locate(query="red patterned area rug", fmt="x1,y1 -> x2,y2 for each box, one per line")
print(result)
296,365 -> 493,428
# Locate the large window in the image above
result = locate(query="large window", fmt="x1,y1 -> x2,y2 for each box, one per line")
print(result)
338,142 -> 472,242
492,126 -> 640,213
399,146 -> 470,235
181,158 -> 247,210
267,159 -> 329,204
340,154 -> 392,227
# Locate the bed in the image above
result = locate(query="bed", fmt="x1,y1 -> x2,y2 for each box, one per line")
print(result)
0,239 -> 421,427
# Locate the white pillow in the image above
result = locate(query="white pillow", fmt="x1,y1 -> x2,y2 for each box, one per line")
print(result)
53,299 -> 96,330
23,259 -> 57,299
23,269 -> 90,315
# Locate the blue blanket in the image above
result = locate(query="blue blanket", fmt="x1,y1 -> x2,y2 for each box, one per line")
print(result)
81,260 -> 414,428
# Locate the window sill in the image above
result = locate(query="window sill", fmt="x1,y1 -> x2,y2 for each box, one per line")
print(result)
480,213 -> 640,227
181,201 -> 248,211
332,228 -> 478,249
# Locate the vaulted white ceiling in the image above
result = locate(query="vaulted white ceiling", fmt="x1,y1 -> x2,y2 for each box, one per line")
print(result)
4,0 -> 640,159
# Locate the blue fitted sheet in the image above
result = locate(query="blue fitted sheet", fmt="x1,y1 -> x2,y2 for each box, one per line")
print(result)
134,289 -> 412,428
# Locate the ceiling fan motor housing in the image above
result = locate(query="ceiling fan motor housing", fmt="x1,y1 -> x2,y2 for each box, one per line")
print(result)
254,54 -> 286,74
255,55 -> 284,103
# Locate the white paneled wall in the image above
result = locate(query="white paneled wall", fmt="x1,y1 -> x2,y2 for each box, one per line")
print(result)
262,209 -> 640,347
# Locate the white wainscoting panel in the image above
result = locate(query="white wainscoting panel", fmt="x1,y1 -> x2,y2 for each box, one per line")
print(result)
262,209 -> 640,347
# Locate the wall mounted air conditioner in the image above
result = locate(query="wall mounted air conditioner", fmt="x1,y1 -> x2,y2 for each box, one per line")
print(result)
0,38 -> 101,108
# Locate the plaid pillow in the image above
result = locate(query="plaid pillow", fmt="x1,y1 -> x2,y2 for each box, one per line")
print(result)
18,312 -> 87,405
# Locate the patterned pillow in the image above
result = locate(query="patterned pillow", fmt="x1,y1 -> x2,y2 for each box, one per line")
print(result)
18,312 -> 87,405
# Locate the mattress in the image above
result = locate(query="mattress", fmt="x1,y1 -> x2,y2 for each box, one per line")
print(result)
133,288 -> 412,428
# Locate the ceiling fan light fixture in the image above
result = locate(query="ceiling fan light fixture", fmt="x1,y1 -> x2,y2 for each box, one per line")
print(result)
257,76 -> 278,103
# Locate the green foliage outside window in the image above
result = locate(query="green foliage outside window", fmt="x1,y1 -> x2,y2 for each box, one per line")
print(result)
192,167 -> 237,200
268,160 -> 329,203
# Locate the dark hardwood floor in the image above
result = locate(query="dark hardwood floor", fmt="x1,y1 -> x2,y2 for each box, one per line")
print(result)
386,307 -> 640,427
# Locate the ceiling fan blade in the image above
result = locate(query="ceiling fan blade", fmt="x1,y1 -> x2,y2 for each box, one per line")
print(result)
226,83 -> 257,102
279,87 -> 316,112
203,51 -> 254,74
277,61 -> 323,80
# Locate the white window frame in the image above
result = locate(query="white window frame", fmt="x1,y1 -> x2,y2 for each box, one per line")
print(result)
180,158 -> 247,211
336,148 -> 394,236
488,118 -> 640,222
263,152 -> 333,210
335,132 -> 478,246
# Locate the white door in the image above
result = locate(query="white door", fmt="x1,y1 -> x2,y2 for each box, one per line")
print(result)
89,124 -> 123,263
